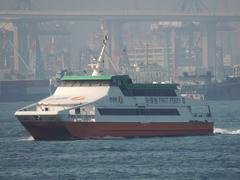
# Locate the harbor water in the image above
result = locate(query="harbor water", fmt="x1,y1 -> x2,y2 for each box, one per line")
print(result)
0,101 -> 240,179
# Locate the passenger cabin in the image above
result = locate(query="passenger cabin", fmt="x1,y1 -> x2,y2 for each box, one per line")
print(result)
60,75 -> 179,97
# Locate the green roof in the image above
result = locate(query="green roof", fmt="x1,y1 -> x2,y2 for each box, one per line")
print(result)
61,74 -> 178,89
61,75 -> 112,81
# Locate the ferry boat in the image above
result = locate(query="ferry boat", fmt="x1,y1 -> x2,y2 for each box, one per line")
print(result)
15,36 -> 213,140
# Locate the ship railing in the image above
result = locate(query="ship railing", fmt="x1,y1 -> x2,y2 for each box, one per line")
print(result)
192,112 -> 211,118
191,105 -> 212,118
57,102 -> 96,119
17,102 -> 53,112
17,103 -> 38,111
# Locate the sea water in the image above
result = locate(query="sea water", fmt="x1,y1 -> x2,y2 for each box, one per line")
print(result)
0,101 -> 239,180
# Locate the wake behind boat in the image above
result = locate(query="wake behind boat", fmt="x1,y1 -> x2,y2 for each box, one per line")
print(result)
15,36 -> 213,140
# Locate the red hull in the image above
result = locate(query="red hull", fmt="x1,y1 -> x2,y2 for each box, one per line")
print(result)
65,122 -> 213,139
20,120 -> 72,140
20,121 -> 213,140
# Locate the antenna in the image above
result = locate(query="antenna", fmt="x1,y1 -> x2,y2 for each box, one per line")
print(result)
91,35 -> 108,76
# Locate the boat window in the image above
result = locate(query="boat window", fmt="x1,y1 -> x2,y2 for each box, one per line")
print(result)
60,81 -> 80,87
98,108 -> 180,116
81,81 -> 90,86
72,82 -> 77,86
101,81 -> 110,86
127,79 -> 132,84
117,80 -> 122,86
60,80 -> 110,87
75,107 -> 80,114
73,82 -> 81,86
90,81 -> 96,86
60,81 -> 68,86
110,79 -> 119,86
120,88 -> 177,96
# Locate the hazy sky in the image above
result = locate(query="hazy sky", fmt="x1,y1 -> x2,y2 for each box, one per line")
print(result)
0,0 -> 240,13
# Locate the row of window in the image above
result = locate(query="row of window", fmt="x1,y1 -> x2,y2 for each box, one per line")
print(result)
60,79 -> 177,97
60,81 -> 110,87
120,87 -> 177,97
111,78 -> 177,97
98,108 -> 180,116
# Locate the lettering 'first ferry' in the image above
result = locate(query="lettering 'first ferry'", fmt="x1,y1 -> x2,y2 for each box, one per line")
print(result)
15,36 -> 213,140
